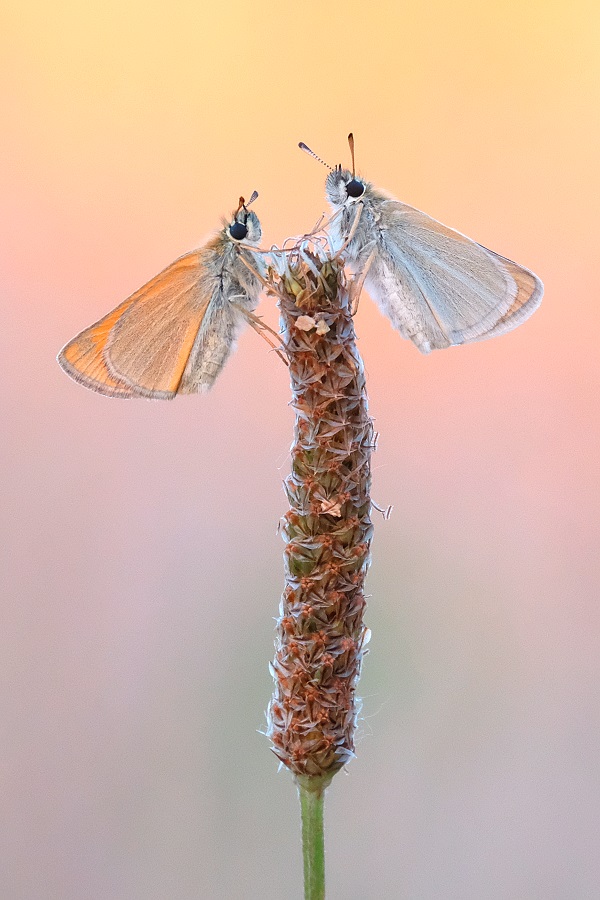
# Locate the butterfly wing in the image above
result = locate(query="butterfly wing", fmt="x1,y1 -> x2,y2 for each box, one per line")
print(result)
58,250 -> 212,399
58,292 -> 145,397
467,248 -> 543,341
176,292 -> 249,394
361,199 -> 542,353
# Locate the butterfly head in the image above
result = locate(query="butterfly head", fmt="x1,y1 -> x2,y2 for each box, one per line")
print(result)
228,192 -> 261,244
325,167 -> 366,209
299,135 -> 366,210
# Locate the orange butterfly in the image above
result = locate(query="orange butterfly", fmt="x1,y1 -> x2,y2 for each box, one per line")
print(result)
58,194 -> 265,398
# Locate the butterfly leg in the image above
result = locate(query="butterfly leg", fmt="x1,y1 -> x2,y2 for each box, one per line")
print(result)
349,246 -> 376,315
334,202 -> 364,259
230,302 -> 289,367
305,206 -> 346,240
236,251 -> 288,301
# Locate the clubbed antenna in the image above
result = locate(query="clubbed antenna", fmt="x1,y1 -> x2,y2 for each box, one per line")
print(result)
348,132 -> 356,177
236,191 -> 259,213
298,142 -> 334,172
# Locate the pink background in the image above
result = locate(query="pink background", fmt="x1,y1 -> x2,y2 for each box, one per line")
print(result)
2,1 -> 599,897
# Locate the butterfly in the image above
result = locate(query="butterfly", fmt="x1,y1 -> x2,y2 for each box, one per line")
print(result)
300,135 -> 543,353
57,194 -> 265,398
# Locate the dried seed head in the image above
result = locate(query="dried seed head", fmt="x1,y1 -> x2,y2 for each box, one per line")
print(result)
266,242 -> 374,783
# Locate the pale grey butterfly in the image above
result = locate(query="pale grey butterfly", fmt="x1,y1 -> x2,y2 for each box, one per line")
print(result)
299,135 -> 543,353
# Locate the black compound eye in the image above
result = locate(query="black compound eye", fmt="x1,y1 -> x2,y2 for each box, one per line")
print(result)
346,179 -> 365,199
229,221 -> 248,241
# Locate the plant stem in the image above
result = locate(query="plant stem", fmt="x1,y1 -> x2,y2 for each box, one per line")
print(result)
297,777 -> 328,900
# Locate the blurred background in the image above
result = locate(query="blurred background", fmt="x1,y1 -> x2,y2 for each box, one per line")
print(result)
2,1 -> 599,897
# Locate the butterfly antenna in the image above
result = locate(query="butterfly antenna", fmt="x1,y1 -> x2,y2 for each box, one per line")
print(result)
235,196 -> 245,214
348,133 -> 356,177
298,142 -> 334,172
246,190 -> 259,207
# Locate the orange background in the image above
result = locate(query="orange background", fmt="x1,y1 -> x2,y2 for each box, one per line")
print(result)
2,1 -> 599,897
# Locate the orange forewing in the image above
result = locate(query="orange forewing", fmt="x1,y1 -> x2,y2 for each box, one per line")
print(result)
58,250 -> 211,399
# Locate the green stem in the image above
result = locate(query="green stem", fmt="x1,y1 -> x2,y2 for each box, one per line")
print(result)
297,777 -> 329,900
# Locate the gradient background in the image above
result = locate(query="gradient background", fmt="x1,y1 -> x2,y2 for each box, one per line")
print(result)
2,1 -> 599,897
